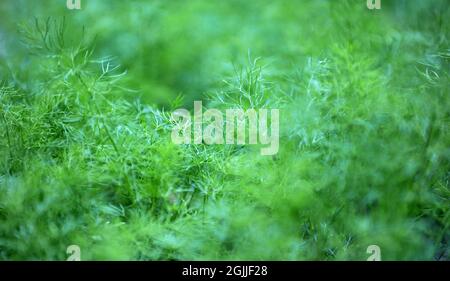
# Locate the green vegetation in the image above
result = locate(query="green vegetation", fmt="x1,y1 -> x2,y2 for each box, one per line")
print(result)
0,0 -> 448,260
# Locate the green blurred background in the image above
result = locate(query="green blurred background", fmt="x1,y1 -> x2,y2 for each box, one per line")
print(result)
2,0 -> 441,106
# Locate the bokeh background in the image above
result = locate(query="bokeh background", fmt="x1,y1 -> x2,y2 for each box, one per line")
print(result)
0,0 -> 448,260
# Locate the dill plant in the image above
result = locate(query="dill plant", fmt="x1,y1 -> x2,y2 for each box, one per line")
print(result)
0,0 -> 448,260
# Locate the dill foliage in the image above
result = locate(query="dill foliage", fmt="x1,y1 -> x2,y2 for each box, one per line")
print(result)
0,0 -> 448,260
